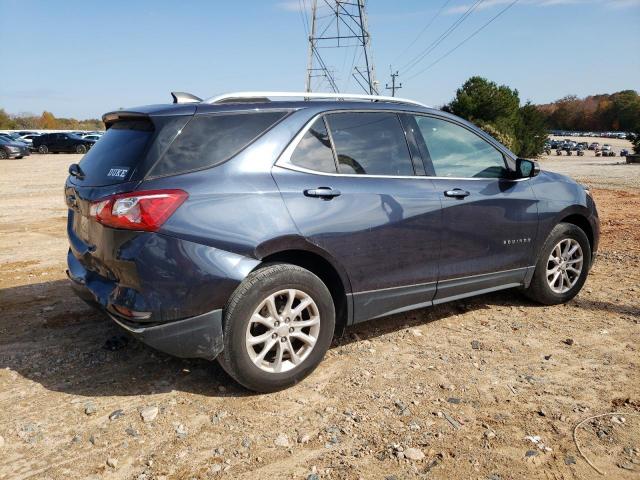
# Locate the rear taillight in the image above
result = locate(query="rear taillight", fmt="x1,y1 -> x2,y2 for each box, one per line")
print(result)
89,189 -> 188,232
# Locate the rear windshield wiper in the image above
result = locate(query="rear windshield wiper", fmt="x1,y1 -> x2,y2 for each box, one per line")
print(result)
68,163 -> 85,180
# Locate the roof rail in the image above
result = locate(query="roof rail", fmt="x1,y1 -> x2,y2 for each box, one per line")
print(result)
202,91 -> 429,108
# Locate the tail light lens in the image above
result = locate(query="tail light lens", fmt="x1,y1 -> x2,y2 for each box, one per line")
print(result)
90,189 -> 188,232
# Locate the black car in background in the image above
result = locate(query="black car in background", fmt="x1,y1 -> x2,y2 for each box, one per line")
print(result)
33,132 -> 96,154
0,137 -> 30,159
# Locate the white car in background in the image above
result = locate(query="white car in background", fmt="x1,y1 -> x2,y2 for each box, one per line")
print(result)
18,134 -> 41,146
81,134 -> 102,142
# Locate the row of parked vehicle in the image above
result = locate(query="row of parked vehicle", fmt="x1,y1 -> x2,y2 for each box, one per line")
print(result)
544,139 -> 628,157
0,130 -> 104,159
550,130 -> 631,140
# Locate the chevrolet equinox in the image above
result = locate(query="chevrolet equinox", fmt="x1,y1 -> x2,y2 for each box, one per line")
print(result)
65,92 -> 599,392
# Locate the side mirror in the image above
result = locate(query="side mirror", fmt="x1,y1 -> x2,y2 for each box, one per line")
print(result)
515,158 -> 540,178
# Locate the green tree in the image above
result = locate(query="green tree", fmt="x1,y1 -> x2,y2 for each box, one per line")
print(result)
515,102 -> 548,157
446,76 -> 547,157
448,76 -> 520,126
630,133 -> 640,154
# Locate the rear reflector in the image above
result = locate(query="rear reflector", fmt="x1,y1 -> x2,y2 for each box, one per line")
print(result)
90,189 -> 188,232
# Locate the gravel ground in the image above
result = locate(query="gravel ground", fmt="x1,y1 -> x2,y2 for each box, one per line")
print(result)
539,137 -> 639,191
0,154 -> 638,480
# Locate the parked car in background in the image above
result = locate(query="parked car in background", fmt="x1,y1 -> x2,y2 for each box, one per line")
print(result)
65,91 -> 600,392
14,130 -> 40,137
32,133 -> 97,154
0,137 -> 30,159
601,144 -> 616,157
18,134 -> 41,148
81,134 -> 102,142
0,133 -> 29,147
588,142 -> 599,150
620,149 -> 629,156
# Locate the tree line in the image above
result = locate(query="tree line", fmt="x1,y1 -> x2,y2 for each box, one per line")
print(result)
0,109 -> 103,131
537,90 -> 640,133
443,77 -> 639,157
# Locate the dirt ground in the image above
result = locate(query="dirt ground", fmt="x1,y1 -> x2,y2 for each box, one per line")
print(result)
0,150 -> 638,480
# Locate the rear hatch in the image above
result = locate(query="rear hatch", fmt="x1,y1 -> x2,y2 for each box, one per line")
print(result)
65,107 -> 194,278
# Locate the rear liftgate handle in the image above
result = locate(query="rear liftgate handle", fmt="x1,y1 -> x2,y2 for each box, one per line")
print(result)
444,188 -> 470,199
304,187 -> 342,200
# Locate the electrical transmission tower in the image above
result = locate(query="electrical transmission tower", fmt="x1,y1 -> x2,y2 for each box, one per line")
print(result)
305,0 -> 378,94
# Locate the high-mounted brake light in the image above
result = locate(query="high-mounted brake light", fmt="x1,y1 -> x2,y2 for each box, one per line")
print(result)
90,189 -> 188,232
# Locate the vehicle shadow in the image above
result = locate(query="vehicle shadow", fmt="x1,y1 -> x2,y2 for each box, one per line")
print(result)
1,279 -> 633,397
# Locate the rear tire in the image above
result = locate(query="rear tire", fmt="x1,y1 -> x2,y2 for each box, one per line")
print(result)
523,223 -> 591,305
0,149 -> 8,160
218,264 -> 335,392
76,144 -> 87,154
38,145 -> 48,154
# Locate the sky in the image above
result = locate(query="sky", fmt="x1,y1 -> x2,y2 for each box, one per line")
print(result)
1,0 -> 639,119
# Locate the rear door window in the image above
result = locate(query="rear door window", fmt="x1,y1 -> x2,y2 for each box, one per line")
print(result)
148,111 -> 287,178
325,112 -> 414,176
289,117 -> 337,173
77,119 -> 154,186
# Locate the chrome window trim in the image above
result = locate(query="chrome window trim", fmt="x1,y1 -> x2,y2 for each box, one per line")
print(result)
275,110 -> 530,182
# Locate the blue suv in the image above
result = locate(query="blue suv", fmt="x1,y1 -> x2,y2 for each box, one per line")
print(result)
65,92 -> 599,392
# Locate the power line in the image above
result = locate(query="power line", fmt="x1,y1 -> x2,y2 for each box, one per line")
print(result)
405,0 -> 519,80
391,0 -> 453,65
400,0 -> 485,74
385,70 -> 402,97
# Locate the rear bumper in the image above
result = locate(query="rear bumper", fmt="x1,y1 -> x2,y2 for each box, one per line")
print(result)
67,262 -> 224,360
110,308 -> 224,360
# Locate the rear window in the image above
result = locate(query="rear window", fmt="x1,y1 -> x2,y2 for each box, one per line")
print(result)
148,111 -> 287,178
77,119 -> 153,185
290,117 -> 337,173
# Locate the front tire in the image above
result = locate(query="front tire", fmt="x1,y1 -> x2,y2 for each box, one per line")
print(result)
523,223 -> 591,305
76,144 -> 87,154
38,145 -> 48,154
218,264 -> 335,392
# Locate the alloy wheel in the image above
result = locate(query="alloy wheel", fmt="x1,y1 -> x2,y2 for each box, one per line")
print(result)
546,238 -> 583,294
245,289 -> 320,373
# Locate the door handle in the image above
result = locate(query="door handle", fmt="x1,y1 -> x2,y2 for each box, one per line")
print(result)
444,189 -> 470,199
304,187 -> 341,199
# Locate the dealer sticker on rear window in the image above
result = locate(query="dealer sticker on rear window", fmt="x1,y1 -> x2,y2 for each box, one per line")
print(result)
107,167 -> 130,178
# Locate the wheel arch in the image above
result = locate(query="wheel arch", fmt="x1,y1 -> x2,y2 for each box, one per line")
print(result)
558,213 -> 594,255
255,238 -> 353,335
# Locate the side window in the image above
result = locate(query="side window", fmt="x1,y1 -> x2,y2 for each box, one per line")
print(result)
290,117 -> 337,173
326,112 -> 414,176
414,116 -> 508,179
149,111 -> 287,178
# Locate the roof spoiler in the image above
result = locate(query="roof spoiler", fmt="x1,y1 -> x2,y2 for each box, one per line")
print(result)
171,92 -> 203,104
